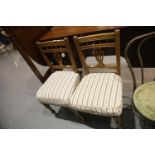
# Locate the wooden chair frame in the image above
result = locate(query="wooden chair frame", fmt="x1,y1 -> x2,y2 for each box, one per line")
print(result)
74,29 -> 121,75
36,38 -> 82,119
36,37 -> 78,73
73,30 -> 122,128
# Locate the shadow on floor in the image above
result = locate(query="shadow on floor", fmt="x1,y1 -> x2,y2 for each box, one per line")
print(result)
56,107 -> 135,129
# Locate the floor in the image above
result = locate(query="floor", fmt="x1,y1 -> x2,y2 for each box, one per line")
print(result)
1,47 -> 154,129
0,48 -> 89,128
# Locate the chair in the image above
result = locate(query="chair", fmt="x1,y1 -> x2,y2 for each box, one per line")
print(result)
36,38 -> 80,115
125,31 -> 155,128
70,29 -> 123,128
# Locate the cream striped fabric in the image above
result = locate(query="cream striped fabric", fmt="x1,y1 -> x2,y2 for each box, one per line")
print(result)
36,71 -> 80,106
69,73 -> 122,116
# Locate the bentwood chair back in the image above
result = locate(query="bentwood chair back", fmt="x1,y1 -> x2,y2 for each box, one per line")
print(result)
125,31 -> 155,128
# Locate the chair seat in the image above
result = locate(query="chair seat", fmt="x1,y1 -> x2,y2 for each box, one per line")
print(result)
69,73 -> 123,116
36,71 -> 80,106
133,82 -> 155,121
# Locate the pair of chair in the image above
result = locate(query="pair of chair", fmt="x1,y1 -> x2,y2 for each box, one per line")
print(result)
36,29 -> 123,128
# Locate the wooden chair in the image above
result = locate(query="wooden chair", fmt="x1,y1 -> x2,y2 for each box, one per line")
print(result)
125,31 -> 155,128
70,29 -> 123,128
36,38 -> 80,115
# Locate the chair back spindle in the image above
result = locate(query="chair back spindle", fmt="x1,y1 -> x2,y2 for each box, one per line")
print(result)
36,38 -> 78,73
74,29 -> 121,75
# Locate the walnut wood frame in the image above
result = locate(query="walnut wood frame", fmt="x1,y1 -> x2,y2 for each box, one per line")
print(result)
36,38 -> 84,120
74,29 -> 121,75
36,37 -> 78,73
74,29 -> 122,128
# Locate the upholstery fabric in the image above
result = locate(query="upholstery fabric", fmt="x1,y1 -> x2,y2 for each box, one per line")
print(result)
69,73 -> 122,116
36,71 -> 80,106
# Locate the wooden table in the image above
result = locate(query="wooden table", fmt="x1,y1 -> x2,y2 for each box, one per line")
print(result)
39,26 -> 120,41
4,26 -> 50,83
6,26 -> 155,83
5,26 -> 155,83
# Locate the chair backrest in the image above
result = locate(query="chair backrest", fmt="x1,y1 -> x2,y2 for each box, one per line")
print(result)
36,37 -> 78,73
74,29 -> 121,75
125,31 -> 155,91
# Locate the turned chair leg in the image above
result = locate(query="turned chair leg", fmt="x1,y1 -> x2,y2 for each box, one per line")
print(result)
113,116 -> 122,129
41,103 -> 56,115
73,110 -> 85,123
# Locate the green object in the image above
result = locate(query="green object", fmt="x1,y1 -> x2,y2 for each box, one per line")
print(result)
133,82 -> 155,121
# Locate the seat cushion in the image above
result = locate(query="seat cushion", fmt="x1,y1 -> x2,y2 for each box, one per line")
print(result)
36,71 -> 80,106
69,73 -> 122,116
133,82 -> 155,121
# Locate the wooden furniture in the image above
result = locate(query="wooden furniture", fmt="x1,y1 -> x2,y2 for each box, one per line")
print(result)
125,31 -> 155,128
3,26 -> 122,84
69,29 -> 122,128
39,26 -> 121,41
40,26 -> 155,67
74,29 -> 121,75
4,27 -> 50,83
36,32 -> 123,128
36,38 -> 80,117
36,38 -> 78,73
5,26 -> 155,84
39,26 -> 121,68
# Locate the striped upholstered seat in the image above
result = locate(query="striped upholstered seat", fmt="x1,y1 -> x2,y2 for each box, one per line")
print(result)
72,30 -> 123,127
36,71 -> 80,106
69,73 -> 122,116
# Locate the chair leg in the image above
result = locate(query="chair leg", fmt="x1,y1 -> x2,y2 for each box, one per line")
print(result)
41,103 -> 56,115
113,116 -> 122,129
73,110 -> 85,123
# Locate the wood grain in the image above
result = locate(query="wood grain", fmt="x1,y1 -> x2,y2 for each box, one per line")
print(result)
39,26 -> 121,41
74,29 -> 121,75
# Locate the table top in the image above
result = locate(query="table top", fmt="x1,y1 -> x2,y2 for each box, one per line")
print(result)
39,26 -> 121,41
133,82 -> 155,121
